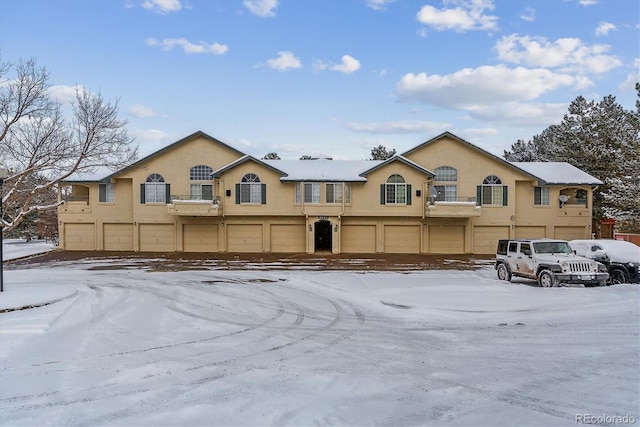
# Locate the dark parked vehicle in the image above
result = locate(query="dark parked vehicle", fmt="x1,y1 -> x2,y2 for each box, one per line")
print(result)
569,239 -> 640,284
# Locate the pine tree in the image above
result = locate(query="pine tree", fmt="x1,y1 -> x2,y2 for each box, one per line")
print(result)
370,145 -> 396,160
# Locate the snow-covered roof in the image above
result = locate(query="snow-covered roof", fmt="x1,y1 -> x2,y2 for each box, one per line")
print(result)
511,162 -> 603,185
262,159 -> 383,182
63,166 -> 116,183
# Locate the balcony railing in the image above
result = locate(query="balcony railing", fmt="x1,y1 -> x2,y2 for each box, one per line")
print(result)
61,195 -> 89,204
168,195 -> 221,216
425,196 -> 481,217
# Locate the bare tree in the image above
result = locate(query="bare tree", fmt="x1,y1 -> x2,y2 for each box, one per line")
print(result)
1,58 -> 137,233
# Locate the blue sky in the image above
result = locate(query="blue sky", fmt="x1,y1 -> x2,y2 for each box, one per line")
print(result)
1,0 -> 638,160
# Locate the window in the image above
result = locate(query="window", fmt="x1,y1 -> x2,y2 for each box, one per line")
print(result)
433,166 -> 458,202
382,174 -> 410,205
190,165 -> 213,181
534,186 -> 549,206
478,175 -> 506,206
99,183 -> 114,203
559,188 -> 588,207
326,183 -> 351,204
142,173 -> 168,204
237,173 -> 265,204
304,183 -> 321,203
295,182 -> 301,204
190,184 -> 213,200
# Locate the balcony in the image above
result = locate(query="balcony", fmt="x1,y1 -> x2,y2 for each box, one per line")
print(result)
424,197 -> 481,218
60,195 -> 91,214
167,195 -> 222,216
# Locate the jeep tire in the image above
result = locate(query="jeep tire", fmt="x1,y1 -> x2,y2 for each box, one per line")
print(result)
497,263 -> 511,281
537,269 -> 556,287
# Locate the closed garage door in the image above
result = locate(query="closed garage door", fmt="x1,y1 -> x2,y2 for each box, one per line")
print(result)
342,225 -> 376,253
104,223 -> 133,251
227,224 -> 263,252
429,225 -> 464,254
473,226 -> 509,254
139,224 -> 175,252
64,223 -> 95,251
384,225 -> 420,253
554,226 -> 587,241
183,224 -> 218,252
271,224 -> 305,253
515,226 -> 546,239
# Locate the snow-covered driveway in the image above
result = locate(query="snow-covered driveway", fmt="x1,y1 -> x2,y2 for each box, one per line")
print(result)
0,260 -> 638,426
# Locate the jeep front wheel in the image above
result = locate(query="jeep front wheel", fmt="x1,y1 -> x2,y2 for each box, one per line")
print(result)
538,270 -> 556,287
497,263 -> 511,281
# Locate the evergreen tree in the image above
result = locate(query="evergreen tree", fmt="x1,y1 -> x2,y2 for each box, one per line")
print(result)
370,145 -> 396,160
262,152 -> 280,160
504,91 -> 640,233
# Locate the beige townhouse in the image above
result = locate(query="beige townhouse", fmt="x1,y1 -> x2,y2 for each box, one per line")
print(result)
59,131 -> 602,254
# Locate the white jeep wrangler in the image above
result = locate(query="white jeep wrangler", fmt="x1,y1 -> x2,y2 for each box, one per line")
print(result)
495,239 -> 609,287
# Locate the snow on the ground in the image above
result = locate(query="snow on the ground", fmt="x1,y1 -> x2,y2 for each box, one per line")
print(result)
2,239 -> 55,261
0,258 -> 638,426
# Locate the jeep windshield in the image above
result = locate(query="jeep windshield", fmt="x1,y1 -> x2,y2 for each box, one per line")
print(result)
533,241 -> 572,254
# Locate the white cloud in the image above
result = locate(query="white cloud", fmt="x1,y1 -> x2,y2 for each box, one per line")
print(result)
495,34 -> 622,74
48,85 -> 84,104
346,120 -> 451,134
595,21 -> 617,36
365,0 -> 396,11
243,0 -> 278,17
457,127 -> 498,139
265,51 -> 302,70
465,102 -> 569,126
127,104 -> 163,118
416,0 -> 498,32
578,0 -> 597,5
618,58 -> 640,91
331,55 -> 361,74
130,129 -> 171,141
519,7 -> 535,22
146,38 -> 228,55
396,65 -> 577,108
142,0 -> 182,14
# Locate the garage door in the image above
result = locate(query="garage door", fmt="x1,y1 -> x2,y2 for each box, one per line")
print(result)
384,225 -> 420,253
341,225 -> 376,253
429,225 -> 464,254
271,224 -> 305,253
139,224 -> 175,252
554,226 -> 588,241
473,226 -> 509,254
183,224 -> 218,252
104,223 -> 133,251
64,223 -> 95,251
227,224 -> 263,252
515,226 -> 546,239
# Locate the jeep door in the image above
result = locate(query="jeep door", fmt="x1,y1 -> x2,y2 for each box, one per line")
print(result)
505,242 -> 519,272
516,242 -> 535,277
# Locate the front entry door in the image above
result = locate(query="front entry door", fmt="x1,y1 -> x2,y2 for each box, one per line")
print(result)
314,220 -> 332,252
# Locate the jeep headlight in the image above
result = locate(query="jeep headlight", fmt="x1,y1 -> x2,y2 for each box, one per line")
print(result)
561,261 -> 569,272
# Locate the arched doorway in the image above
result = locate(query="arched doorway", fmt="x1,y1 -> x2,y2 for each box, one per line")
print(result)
314,220 -> 332,252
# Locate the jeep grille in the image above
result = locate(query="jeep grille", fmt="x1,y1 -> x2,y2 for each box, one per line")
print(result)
568,262 -> 592,273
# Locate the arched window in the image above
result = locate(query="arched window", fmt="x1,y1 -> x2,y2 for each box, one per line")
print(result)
189,165 -> 214,200
433,166 -> 458,202
384,174 -> 408,205
190,165 -> 213,181
144,173 -> 168,203
480,175 -> 504,206
238,173 -> 264,204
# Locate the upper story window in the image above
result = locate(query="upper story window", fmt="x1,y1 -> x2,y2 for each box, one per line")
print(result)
534,186 -> 549,206
237,173 -> 265,204
304,183 -> 321,203
99,183 -> 114,203
478,175 -> 506,206
382,174 -> 410,205
326,183 -> 351,204
190,165 -> 213,181
189,165 -> 214,200
433,166 -> 458,202
142,173 -> 169,204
